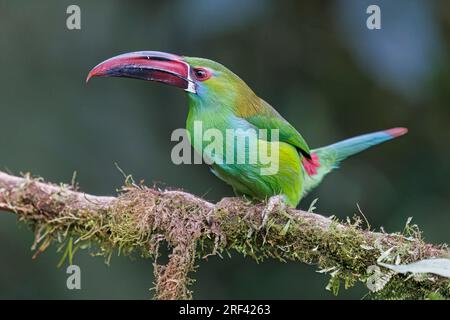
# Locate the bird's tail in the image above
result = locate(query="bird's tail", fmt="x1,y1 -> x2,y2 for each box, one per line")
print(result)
301,127 -> 408,196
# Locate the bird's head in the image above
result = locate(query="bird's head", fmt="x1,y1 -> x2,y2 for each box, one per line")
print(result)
87,51 -> 253,107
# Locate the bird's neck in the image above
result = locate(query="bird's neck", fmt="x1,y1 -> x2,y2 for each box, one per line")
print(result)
185,92 -> 256,157
185,84 -> 261,125
186,93 -> 236,134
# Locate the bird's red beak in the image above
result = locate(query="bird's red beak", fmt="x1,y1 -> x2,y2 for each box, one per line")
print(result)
86,51 -> 196,93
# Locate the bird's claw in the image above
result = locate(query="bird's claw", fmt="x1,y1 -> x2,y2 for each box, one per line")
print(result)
259,195 -> 286,230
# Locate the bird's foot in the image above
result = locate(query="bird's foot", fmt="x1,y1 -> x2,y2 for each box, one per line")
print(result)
259,195 -> 286,230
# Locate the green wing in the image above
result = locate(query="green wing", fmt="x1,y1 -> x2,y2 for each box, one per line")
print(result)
242,99 -> 311,157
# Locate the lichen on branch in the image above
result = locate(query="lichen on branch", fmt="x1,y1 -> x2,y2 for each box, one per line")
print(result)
0,170 -> 448,300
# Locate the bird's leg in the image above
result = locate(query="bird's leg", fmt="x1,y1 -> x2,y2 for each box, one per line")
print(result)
259,195 -> 286,230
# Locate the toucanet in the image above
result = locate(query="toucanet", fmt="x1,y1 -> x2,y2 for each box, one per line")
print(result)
87,51 -> 407,207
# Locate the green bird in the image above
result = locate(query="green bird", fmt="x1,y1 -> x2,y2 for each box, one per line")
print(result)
87,51 -> 407,207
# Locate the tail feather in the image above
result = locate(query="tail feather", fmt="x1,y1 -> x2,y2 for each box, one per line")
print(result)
302,127 -> 407,196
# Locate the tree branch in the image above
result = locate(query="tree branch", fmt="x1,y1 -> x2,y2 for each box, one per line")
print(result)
0,170 -> 448,299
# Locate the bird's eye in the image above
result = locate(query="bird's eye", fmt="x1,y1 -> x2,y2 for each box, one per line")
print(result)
193,67 -> 211,81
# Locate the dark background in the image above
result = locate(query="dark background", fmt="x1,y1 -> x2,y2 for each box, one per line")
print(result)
0,0 -> 448,299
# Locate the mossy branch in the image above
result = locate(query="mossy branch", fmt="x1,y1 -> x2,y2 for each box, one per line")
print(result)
0,170 -> 448,299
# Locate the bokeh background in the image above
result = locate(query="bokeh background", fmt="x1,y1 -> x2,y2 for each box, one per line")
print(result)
0,0 -> 449,299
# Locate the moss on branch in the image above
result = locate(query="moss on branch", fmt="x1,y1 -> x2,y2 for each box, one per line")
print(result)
0,171 -> 448,300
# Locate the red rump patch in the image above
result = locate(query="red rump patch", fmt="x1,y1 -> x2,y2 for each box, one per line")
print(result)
302,153 -> 320,176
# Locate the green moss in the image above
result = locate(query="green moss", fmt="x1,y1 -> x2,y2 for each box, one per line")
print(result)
210,202 -> 449,299
370,275 -> 450,300
10,177 -> 448,300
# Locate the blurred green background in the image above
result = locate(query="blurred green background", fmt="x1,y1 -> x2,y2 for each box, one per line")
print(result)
0,0 -> 449,299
